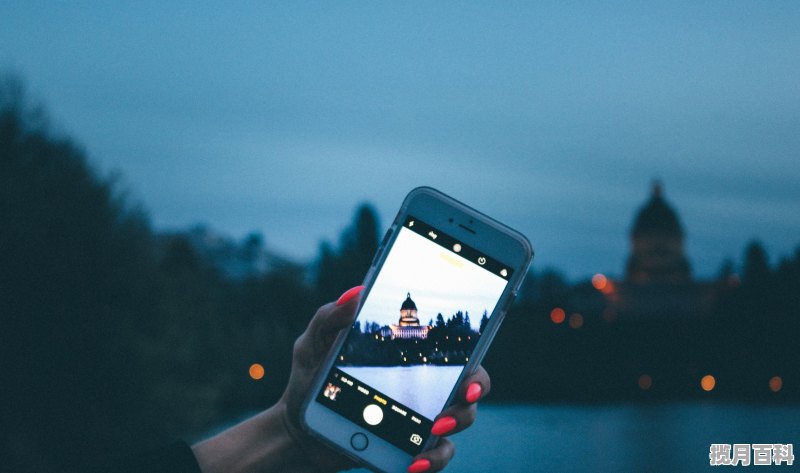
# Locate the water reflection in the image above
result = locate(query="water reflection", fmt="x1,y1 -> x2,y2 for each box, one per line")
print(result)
341,365 -> 463,419
353,403 -> 800,472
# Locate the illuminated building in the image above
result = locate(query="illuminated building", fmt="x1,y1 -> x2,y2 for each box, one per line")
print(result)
386,293 -> 431,339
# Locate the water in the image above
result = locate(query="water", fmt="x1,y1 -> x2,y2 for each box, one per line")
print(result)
340,365 -> 464,419
350,403 -> 800,472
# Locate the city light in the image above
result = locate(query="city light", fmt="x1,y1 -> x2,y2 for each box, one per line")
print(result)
568,313 -> 584,329
592,273 -> 607,290
638,374 -> 653,390
249,363 -> 265,381
550,307 -> 566,324
769,376 -> 783,392
701,374 -> 716,392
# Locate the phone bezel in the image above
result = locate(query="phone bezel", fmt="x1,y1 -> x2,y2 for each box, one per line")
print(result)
301,186 -> 533,473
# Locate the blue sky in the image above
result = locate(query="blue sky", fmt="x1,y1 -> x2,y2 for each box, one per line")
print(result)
2,2 -> 799,279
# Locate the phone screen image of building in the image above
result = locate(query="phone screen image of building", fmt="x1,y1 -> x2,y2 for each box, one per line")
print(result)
336,223 -> 507,420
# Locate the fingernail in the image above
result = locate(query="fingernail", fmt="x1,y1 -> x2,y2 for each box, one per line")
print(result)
431,416 -> 457,436
407,459 -> 431,473
336,285 -> 364,306
466,382 -> 482,403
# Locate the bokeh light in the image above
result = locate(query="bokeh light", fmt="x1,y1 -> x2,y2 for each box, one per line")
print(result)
769,376 -> 783,392
249,363 -> 265,381
591,274 -> 607,290
550,307 -> 566,324
568,313 -> 584,329
701,374 -> 716,392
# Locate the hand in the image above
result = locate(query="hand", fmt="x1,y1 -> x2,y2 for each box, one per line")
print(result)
282,285 -> 491,473
193,285 -> 490,473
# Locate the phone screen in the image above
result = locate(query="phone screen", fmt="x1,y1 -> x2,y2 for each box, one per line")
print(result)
315,216 -> 512,455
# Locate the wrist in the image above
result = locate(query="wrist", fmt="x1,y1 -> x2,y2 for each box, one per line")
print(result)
192,402 -> 320,473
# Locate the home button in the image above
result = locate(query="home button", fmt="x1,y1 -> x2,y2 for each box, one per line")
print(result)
350,432 -> 369,451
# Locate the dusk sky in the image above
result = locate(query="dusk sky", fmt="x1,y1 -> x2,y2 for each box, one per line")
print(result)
2,2 -> 799,279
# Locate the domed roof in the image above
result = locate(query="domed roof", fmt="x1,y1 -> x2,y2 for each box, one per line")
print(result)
401,292 -> 417,311
632,181 -> 684,237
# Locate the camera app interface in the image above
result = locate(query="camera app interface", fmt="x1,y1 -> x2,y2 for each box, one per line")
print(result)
316,217 -> 511,455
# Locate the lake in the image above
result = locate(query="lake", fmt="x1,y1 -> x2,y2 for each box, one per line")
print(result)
340,365 -> 464,419
351,402 -> 800,472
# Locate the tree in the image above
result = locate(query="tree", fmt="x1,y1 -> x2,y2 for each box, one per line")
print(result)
743,240 -> 770,286
1,75 -> 161,471
479,311 -> 490,334
314,204 -> 381,301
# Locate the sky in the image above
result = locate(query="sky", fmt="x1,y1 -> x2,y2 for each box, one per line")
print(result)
1,2 -> 799,279
357,227 -> 507,331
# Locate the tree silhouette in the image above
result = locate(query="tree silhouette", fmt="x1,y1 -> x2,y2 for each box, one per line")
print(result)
743,240 -> 770,286
314,204 -> 380,301
1,74 -> 160,471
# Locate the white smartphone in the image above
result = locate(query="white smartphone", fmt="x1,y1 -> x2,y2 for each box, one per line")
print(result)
301,187 -> 533,472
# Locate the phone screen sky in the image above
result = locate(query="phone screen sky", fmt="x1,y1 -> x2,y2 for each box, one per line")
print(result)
316,216 -> 510,455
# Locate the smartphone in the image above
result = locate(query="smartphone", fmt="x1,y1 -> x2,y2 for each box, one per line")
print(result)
302,187 -> 533,472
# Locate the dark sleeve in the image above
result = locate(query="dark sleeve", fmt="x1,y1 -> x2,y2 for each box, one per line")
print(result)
70,440 -> 202,473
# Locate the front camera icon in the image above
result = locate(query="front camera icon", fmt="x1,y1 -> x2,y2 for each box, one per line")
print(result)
477,257 -> 486,265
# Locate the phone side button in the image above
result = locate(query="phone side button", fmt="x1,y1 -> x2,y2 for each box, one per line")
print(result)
350,432 -> 369,451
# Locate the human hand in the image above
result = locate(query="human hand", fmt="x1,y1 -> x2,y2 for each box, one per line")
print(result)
193,285 -> 490,473
280,285 -> 492,473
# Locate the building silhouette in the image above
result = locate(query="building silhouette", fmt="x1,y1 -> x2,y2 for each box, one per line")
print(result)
575,181 -> 722,319
626,181 -> 691,284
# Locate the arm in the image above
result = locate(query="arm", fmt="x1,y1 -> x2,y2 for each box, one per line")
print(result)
191,404 -> 322,473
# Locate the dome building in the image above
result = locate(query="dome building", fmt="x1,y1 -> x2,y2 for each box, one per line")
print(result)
626,181 -> 692,284
389,293 -> 431,339
569,181 -> 721,320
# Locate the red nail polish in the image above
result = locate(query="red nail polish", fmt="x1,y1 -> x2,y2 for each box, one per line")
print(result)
466,382 -> 482,403
336,285 -> 364,306
431,416 -> 457,436
408,459 -> 431,473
